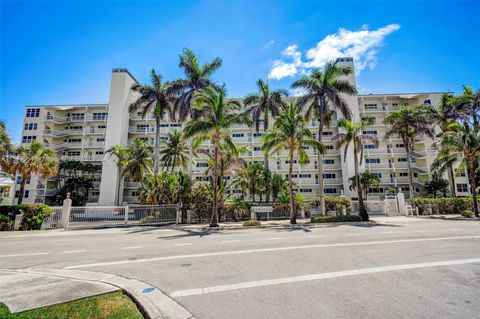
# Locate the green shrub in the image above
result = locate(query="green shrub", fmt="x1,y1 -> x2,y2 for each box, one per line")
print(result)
18,204 -> 52,230
461,210 -> 475,218
321,196 -> 352,215
243,220 -> 261,227
311,215 -> 362,223
0,215 -> 13,231
413,197 -> 476,215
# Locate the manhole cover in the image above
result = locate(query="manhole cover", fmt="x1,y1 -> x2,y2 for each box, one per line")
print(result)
142,287 -> 155,293
181,263 -> 192,267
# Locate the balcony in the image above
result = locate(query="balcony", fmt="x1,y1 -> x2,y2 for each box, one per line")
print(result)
124,182 -> 141,188
365,163 -> 393,170
128,126 -> 155,134
51,142 -> 82,150
60,155 -> 104,162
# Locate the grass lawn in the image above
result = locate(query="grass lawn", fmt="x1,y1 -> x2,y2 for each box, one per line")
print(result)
0,291 -> 144,319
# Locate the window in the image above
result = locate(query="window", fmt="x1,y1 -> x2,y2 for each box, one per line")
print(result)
423,99 -> 431,105
69,113 -> 85,121
299,188 -> 312,193
24,123 -> 38,130
66,151 -> 81,156
196,162 -> 208,168
26,108 -> 40,117
364,144 -> 377,149
299,174 -> 311,178
301,146 -> 309,150
397,158 -> 407,162
232,133 -> 244,138
364,103 -> 377,109
95,151 -> 104,155
98,125 -> 106,129
92,112 -> 107,120
322,131 -> 333,136
195,176 -> 209,181
395,144 -> 405,148
67,125 -> 83,130
363,130 -> 377,135
373,173 -> 382,178
325,145 -> 334,150
323,159 -> 335,164
253,146 -> 262,151
170,123 -> 181,127
22,136 -> 36,143
369,187 -> 384,193
253,133 -> 263,138
91,191 -> 100,196
325,188 -> 337,194
65,138 -> 81,143
456,184 -> 468,193
160,124 -> 169,127
15,190 -> 29,198
366,158 -> 380,164
399,172 -> 408,177
285,160 -> 298,164
16,176 -> 31,184
323,173 -> 336,179
392,103 -> 399,107
96,138 -> 105,142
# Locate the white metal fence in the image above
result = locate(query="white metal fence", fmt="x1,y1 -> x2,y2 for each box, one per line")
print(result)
41,206 -> 63,230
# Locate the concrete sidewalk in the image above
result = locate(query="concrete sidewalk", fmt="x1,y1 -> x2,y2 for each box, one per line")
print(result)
0,268 -> 195,318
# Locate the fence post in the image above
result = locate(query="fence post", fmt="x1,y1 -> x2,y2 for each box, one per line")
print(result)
186,210 -> 192,224
176,203 -> 182,224
396,189 -> 407,216
124,205 -> 129,227
61,193 -> 72,230
14,215 -> 23,230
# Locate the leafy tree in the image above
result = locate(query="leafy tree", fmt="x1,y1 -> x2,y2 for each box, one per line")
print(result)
171,48 -> 223,180
105,145 -> 128,205
160,129 -> 189,171
423,173 -> 449,198
263,103 -> 324,224
348,171 -> 380,199
55,160 -> 101,206
291,62 -> 356,216
1,141 -> 58,204
0,120 -> 14,156
183,86 -> 251,227
333,118 -> 378,221
129,69 -> 174,175
122,138 -> 153,182
270,172 -> 288,202
236,162 -> 264,202
384,105 -> 435,202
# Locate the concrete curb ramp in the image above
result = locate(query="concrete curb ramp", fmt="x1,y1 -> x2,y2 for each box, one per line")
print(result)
2,268 -> 195,319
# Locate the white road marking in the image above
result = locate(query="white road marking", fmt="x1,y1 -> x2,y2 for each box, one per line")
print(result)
414,230 -> 427,233
170,257 -> 480,297
222,240 -> 240,243
64,235 -> 480,269
62,250 -> 86,254
381,231 -> 395,234
308,235 -> 324,238
174,243 -> 192,246
346,233 -> 361,236
450,228 -> 463,231
0,252 -> 49,258
122,246 -> 141,250
266,237 -> 284,240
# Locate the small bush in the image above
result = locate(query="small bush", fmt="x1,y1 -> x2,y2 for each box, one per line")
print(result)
461,210 -> 475,218
0,215 -> 13,231
311,215 -> 362,223
19,204 -> 52,230
413,197 -> 477,215
243,220 -> 261,227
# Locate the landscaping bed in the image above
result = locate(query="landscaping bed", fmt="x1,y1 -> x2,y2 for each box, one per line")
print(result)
311,215 -> 362,223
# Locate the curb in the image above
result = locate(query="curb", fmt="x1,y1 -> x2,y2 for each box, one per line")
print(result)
4,268 -> 195,319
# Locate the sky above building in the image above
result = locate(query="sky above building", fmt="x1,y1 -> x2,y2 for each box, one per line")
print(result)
1,1 -> 479,143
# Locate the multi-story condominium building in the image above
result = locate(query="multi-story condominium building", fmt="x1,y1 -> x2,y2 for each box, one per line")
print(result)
15,59 -> 472,205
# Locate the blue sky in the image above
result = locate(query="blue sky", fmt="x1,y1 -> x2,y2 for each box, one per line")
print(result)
1,1 -> 479,143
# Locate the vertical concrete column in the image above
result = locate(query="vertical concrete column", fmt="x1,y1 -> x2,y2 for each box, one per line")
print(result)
61,193 -> 72,230
124,205 -> 129,227
186,210 -> 192,224
14,215 -> 23,230
396,189 -> 407,216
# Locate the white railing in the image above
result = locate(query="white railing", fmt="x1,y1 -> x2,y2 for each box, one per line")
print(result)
41,206 -> 64,229
69,206 -> 128,229
60,155 -> 104,162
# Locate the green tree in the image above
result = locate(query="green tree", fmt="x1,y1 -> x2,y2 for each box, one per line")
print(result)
333,118 -> 378,221
0,120 -> 14,156
171,48 -> 223,181
263,103 -> 325,224
236,162 -> 265,202
423,173 -> 449,198
270,172 -> 288,202
183,86 -> 251,227
384,105 -> 435,202
348,171 -> 380,199
129,69 -> 174,175
291,62 -> 356,216
122,138 -> 153,182
160,129 -> 189,172
1,141 -> 58,204
105,145 -> 128,205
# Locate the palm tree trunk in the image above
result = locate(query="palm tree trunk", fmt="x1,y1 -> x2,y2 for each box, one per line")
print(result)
187,140 -> 194,181
469,164 -> 479,217
210,144 -> 219,226
17,174 -> 28,204
447,164 -> 456,197
406,142 -> 415,203
264,112 -> 270,203
116,167 -> 122,206
355,147 -> 368,221
154,117 -> 161,175
288,153 -> 296,224
317,116 -> 325,216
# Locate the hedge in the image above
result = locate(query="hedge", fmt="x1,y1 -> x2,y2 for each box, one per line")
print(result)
0,204 -> 52,231
311,215 -> 362,223
413,197 -> 478,215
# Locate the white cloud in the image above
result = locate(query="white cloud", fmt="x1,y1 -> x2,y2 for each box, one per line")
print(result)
262,40 -> 275,49
268,24 -> 400,80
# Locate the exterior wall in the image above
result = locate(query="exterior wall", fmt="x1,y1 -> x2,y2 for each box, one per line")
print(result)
16,61 -> 470,205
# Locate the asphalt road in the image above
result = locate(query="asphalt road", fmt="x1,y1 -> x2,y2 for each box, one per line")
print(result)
1,217 -> 479,319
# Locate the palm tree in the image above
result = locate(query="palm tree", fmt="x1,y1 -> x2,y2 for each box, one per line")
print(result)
129,69 -> 174,175
333,118 -> 378,221
237,162 -> 264,201
270,172 -> 288,202
291,62 -> 356,216
0,120 -> 14,156
171,48 -> 223,180
122,138 -> 153,182
384,105 -> 435,202
160,129 -> 189,172
349,171 -> 380,199
263,103 -> 325,224
183,86 -> 251,227
105,145 -> 128,205
1,141 -> 59,204
244,79 -> 287,175
438,122 -> 480,217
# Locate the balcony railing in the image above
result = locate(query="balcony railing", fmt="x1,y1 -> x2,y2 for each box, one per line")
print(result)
60,155 -> 104,162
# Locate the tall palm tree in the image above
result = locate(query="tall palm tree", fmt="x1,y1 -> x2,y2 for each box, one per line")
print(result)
237,162 -> 264,202
0,120 -> 14,156
171,48 -> 223,180
122,138 -> 154,182
270,172 -> 288,202
129,69 -> 174,175
333,118 -> 378,221
160,129 -> 189,172
105,145 -> 128,205
183,87 -> 251,227
438,122 -> 480,217
1,141 -> 59,204
291,62 -> 356,216
244,79 -> 287,177
348,171 -> 380,200
384,105 -> 435,202
263,103 -> 325,224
